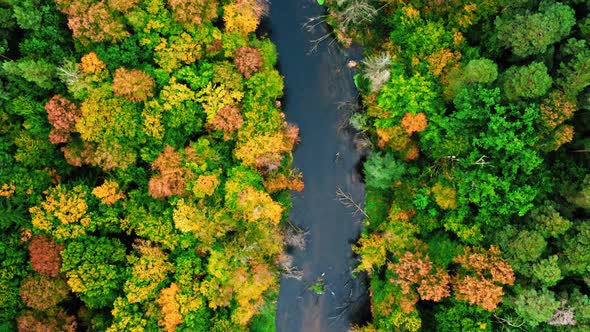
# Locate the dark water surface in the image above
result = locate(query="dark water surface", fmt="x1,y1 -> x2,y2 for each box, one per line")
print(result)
266,1 -> 370,331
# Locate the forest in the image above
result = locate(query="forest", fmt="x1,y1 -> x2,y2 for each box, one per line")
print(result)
324,0 -> 590,331
1,0 -> 589,331
0,0 -> 302,330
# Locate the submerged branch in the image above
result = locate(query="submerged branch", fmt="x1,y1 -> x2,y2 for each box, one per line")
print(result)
336,186 -> 368,219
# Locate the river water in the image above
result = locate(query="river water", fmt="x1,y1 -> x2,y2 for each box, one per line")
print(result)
265,1 -> 370,331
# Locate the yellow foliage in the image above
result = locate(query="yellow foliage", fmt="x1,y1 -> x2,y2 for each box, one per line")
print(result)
161,79 -> 197,111
30,185 -> 92,240
431,182 -> 458,210
354,233 -> 387,273
456,4 -> 478,28
154,33 -> 202,72
158,283 -> 183,332
92,180 -> 125,205
125,241 -> 174,304
196,83 -> 244,122
223,3 -> 259,35
172,198 -> 206,233
237,187 -> 283,224
172,199 -> 228,245
192,174 -> 220,198
231,263 -> 275,325
142,101 -> 165,139
391,310 -> 421,332
234,133 -> 293,169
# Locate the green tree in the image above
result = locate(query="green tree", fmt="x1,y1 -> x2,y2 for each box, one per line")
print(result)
508,288 -> 560,327
60,236 -> 127,309
532,255 -> 562,287
502,62 -> 552,101
495,2 -> 576,57
364,152 -> 407,190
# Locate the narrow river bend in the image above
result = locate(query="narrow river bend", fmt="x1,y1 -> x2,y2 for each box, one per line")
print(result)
266,1 -> 370,331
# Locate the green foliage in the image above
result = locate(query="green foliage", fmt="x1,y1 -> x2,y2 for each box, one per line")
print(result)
434,299 -> 492,332
324,0 -> 590,330
61,236 -> 127,309
377,69 -> 438,124
363,152 -> 406,190
495,2 -> 576,57
2,59 -> 57,89
502,62 -> 552,101
532,255 -> 562,287
509,288 -> 560,327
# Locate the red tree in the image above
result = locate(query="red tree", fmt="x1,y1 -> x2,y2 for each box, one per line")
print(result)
234,47 -> 263,78
45,95 -> 81,144
149,146 -> 193,199
28,235 -> 64,277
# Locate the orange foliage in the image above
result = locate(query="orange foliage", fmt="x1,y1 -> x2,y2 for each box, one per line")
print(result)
19,275 -> 70,311
167,0 -> 218,27
283,123 -> 300,146
390,251 -> 451,308
426,48 -> 460,77
392,251 -> 433,295
149,146 -> 192,199
399,291 -> 419,314
401,112 -> 428,135
28,235 -> 64,277
417,268 -> 451,302
112,68 -> 155,102
453,246 -> 514,310
376,126 -> 411,151
209,105 -> 244,137
158,283 -> 183,332
56,0 -> 128,45
549,124 -> 574,151
453,275 -> 505,311
540,91 -> 576,129
431,182 -> 458,210
230,262 -> 275,324
403,141 -> 420,161
234,47 -> 263,79
61,142 -> 95,167
263,173 -> 304,193
79,52 -> 106,75
0,183 -> 16,198
45,95 -> 81,144
92,180 -> 125,205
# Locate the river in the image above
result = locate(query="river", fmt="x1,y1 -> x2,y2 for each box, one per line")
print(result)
265,1 -> 371,331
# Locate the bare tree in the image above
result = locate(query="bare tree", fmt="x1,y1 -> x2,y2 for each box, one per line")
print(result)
362,52 -> 392,92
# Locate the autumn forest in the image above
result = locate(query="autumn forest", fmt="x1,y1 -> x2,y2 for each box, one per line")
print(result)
0,0 -> 589,331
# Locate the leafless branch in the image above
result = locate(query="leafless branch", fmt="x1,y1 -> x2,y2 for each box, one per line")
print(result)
336,186 -> 368,218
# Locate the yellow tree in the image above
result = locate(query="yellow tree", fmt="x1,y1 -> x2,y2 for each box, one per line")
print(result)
30,185 -> 92,240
